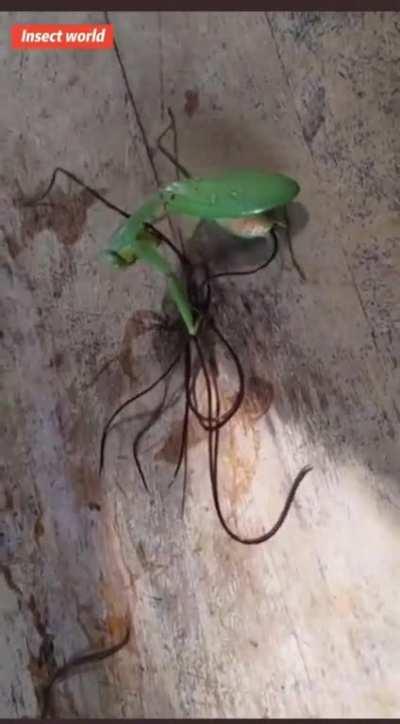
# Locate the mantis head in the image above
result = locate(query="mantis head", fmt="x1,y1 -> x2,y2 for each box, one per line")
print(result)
101,217 -> 162,270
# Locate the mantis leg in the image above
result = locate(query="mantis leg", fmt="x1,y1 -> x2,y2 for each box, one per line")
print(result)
22,166 -> 130,220
156,107 -> 192,180
167,274 -> 199,336
130,237 -> 198,335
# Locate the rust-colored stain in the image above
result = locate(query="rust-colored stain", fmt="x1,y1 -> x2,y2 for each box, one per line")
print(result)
27,653 -> 50,688
99,581 -> 131,639
28,593 -> 48,639
155,372 -> 272,490
222,416 -> 260,507
34,514 -> 45,545
0,488 -> 13,511
184,89 -> 200,118
155,379 -> 264,510
88,501 -> 101,512
119,309 -> 165,380
242,376 -> 274,422
0,563 -> 22,598
135,541 -> 169,575
104,612 -> 130,640
4,233 -> 21,259
302,82 -> 326,144
154,417 -> 204,464
27,594 -> 57,712
18,185 -> 97,250
71,463 -> 101,510
49,351 -> 64,370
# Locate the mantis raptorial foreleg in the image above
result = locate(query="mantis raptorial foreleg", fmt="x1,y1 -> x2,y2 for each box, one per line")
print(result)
23,164 -> 198,335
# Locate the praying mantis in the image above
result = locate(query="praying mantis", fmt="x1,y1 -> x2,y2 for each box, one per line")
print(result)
102,135 -> 300,336
27,110 -> 311,546
95,108 -> 312,545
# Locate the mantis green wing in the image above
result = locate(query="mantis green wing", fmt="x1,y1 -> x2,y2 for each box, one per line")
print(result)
161,170 -> 300,219
102,170 -> 299,266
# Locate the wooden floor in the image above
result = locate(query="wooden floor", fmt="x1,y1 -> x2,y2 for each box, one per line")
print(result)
1,11 -> 399,718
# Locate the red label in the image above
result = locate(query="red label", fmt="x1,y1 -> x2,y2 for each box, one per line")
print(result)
11,24 -> 113,50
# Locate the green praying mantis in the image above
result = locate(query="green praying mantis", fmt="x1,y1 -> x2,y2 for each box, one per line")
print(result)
95,116 -> 312,547
23,113 -> 309,547
102,167 -> 300,336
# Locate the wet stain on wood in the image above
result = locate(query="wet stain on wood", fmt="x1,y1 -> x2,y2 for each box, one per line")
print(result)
49,352 -> 64,371
184,89 -> 200,118
0,488 -> 14,512
4,233 -> 21,260
154,376 -> 264,507
28,593 -> 47,638
70,464 -> 102,510
119,309 -> 166,380
17,185 -> 97,250
104,611 -> 130,640
154,417 -> 204,464
0,563 -> 23,598
223,417 -> 260,507
242,376 -> 274,422
33,514 -> 45,545
87,501 -> 101,512
301,80 -> 326,144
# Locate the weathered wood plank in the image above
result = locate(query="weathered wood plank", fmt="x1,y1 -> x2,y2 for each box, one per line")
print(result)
0,11 -> 399,718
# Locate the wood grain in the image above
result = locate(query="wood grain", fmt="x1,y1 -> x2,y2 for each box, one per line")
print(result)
0,11 -> 399,718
